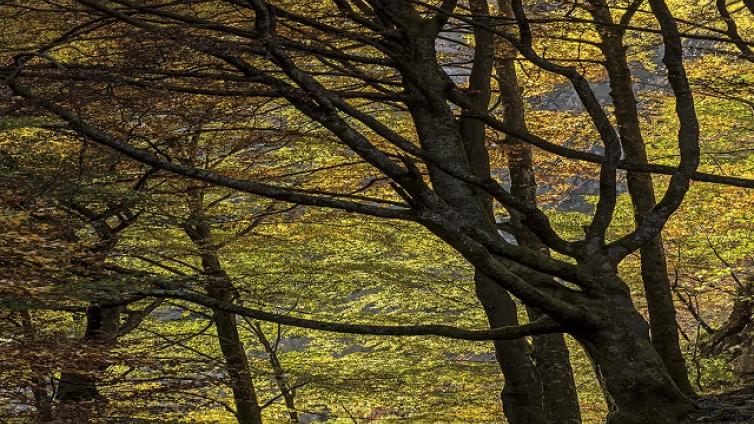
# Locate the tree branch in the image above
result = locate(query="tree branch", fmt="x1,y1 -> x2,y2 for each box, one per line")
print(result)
138,288 -> 563,341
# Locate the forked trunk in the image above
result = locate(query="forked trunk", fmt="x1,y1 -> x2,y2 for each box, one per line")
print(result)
593,20 -> 694,396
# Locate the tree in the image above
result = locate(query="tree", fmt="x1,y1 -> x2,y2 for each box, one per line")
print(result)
2,0 -> 754,422
0,118 -> 167,421
490,2 -> 580,421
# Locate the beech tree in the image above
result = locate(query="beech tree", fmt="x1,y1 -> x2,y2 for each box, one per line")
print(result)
2,0 -> 754,423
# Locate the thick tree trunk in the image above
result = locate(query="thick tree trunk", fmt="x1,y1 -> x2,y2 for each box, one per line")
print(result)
573,278 -> 693,424
404,19 -> 550,420
503,144 -> 582,424
502,138 -> 581,424
577,313 -> 692,423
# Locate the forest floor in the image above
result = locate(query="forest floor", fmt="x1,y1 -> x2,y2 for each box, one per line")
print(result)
687,385 -> 754,423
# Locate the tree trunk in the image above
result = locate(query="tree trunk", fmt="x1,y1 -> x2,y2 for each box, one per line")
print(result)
19,311 -> 53,423
700,276 -> 754,355
55,304 -> 121,422
476,273 -> 548,424
405,9 -> 551,418
577,315 -> 693,424
183,193 -> 263,424
210,299 -> 264,424
527,307 -> 581,424
492,3 -> 582,420
591,15 -> 694,395
573,280 -> 693,424
197,255 -> 263,424
639,237 -> 694,395
457,3 -> 556,418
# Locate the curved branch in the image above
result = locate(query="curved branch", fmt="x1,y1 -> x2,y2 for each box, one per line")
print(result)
608,0 -> 701,259
715,0 -> 754,62
141,288 -> 563,341
457,108 -> 754,190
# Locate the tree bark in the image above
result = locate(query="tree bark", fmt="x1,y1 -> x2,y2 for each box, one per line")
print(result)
493,4 -> 582,419
526,308 -> 581,424
639,238 -> 694,395
572,279 -> 693,424
459,2 -> 565,421
475,274 -> 548,424
19,311 -> 54,423
210,297 -> 263,424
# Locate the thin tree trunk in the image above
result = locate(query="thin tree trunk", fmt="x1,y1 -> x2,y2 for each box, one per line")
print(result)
19,311 -> 54,423
498,82 -> 582,424
210,299 -> 263,424
526,307 -> 581,424
493,2 -> 582,421
475,274 -> 548,423
639,238 -> 694,395
459,2 -> 555,422
250,322 -> 298,423
184,192 -> 263,424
